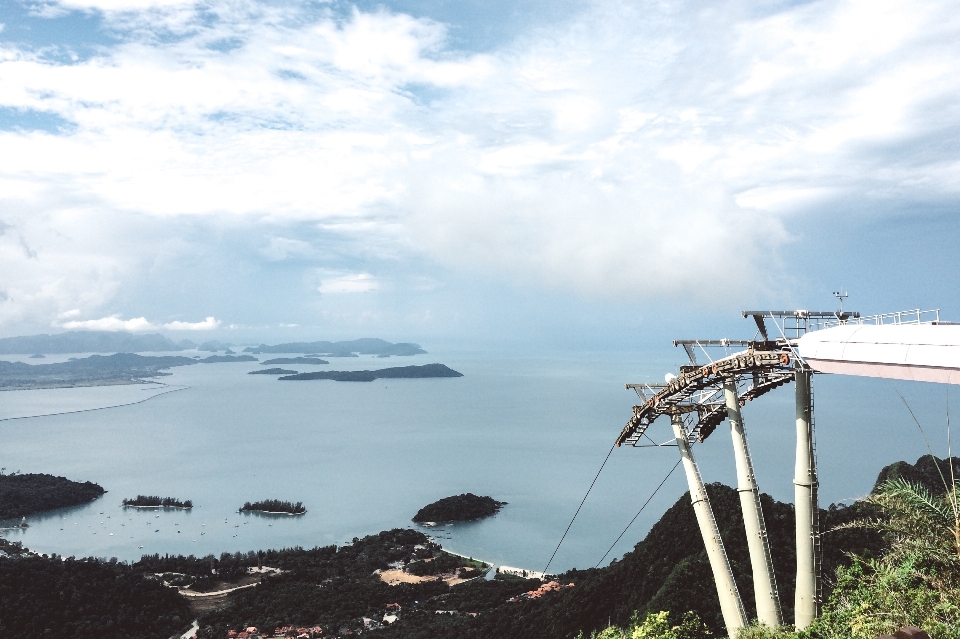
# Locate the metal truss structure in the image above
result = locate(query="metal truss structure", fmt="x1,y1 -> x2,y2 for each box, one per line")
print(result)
615,310 -> 859,636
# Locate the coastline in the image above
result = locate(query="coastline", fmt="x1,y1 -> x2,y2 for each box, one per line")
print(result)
0,378 -> 161,391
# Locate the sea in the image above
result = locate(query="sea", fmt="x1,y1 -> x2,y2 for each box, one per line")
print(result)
1,345 -> 954,573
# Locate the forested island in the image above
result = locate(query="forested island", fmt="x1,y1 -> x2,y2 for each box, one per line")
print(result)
0,352 -> 259,390
122,495 -> 192,509
248,368 -> 298,375
240,500 -> 306,515
261,357 -> 329,365
413,494 -> 506,523
0,472 -> 105,520
279,363 -> 462,383
244,338 -> 426,357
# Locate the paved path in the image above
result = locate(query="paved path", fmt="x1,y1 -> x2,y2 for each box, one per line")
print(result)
179,620 -> 199,639
180,582 -> 258,597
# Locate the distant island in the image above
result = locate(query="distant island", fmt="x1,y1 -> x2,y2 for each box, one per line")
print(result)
240,499 -> 305,515
243,338 -> 426,357
0,472 -> 105,520
197,355 -> 257,363
122,495 -> 192,509
413,493 -> 507,523
0,331 -> 200,354
28,354 -> 44,359
0,352 -> 259,390
279,363 -> 462,383
248,368 -> 298,375
197,340 -> 233,352
261,357 -> 329,365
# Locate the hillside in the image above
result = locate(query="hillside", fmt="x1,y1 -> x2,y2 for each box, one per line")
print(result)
377,483 -> 885,639
873,453 -> 960,495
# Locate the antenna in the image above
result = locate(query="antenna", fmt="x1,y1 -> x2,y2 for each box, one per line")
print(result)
832,289 -> 848,314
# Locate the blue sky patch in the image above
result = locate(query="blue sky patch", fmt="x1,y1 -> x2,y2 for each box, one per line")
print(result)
0,107 -> 73,133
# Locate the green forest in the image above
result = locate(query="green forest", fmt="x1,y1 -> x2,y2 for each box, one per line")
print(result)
240,500 -> 306,514
412,493 -> 507,522
122,495 -> 193,508
0,543 -> 191,639
0,472 -> 105,520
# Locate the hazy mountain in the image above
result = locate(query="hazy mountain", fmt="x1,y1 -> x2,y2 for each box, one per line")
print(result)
0,331 -> 197,354
243,338 -> 426,356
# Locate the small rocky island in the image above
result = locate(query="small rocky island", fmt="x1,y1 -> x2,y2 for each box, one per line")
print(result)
122,495 -> 192,509
248,368 -> 298,375
413,493 -> 506,523
0,472 -> 105,520
240,499 -> 306,515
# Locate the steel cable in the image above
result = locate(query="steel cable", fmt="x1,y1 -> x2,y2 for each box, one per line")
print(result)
542,442 -> 616,575
594,458 -> 682,568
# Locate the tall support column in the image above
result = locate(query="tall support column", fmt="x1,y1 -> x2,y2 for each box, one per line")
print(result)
723,377 -> 783,627
794,368 -> 819,629
671,413 -> 747,637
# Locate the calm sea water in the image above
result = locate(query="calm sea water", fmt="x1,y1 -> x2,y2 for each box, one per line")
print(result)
1,346 -> 953,572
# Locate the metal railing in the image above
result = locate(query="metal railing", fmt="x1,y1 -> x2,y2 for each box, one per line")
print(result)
815,308 -> 940,331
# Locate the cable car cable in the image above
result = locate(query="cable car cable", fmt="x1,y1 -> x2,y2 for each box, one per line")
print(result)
594,458 -> 681,568
542,442 -> 616,575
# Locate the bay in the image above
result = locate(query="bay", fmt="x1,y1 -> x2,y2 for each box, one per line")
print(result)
1,345 -> 954,573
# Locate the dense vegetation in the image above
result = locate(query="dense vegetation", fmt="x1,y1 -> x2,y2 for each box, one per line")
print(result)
240,500 -> 306,514
122,495 -> 192,508
0,552 -> 191,639
0,472 -> 105,520
243,338 -> 426,357
261,357 -> 329,365
413,493 -> 507,522
198,530 -> 488,635
279,363 -> 463,382
249,368 -> 298,375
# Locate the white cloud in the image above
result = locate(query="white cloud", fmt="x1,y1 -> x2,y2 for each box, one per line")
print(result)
58,315 -> 220,331
1,0 -> 959,329
162,316 -> 220,330
317,272 -> 380,294
61,316 -> 155,331
46,0 -> 197,12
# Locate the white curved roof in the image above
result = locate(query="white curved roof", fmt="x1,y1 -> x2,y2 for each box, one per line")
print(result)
796,323 -> 960,385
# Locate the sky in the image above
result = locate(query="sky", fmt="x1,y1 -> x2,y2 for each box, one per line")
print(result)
0,0 -> 959,348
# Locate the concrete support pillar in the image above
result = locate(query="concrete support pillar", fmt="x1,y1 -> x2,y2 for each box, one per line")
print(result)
671,413 -> 747,637
723,377 -> 783,628
794,368 -> 819,629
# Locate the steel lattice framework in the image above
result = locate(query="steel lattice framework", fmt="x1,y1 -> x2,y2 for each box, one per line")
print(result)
617,345 -> 794,447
